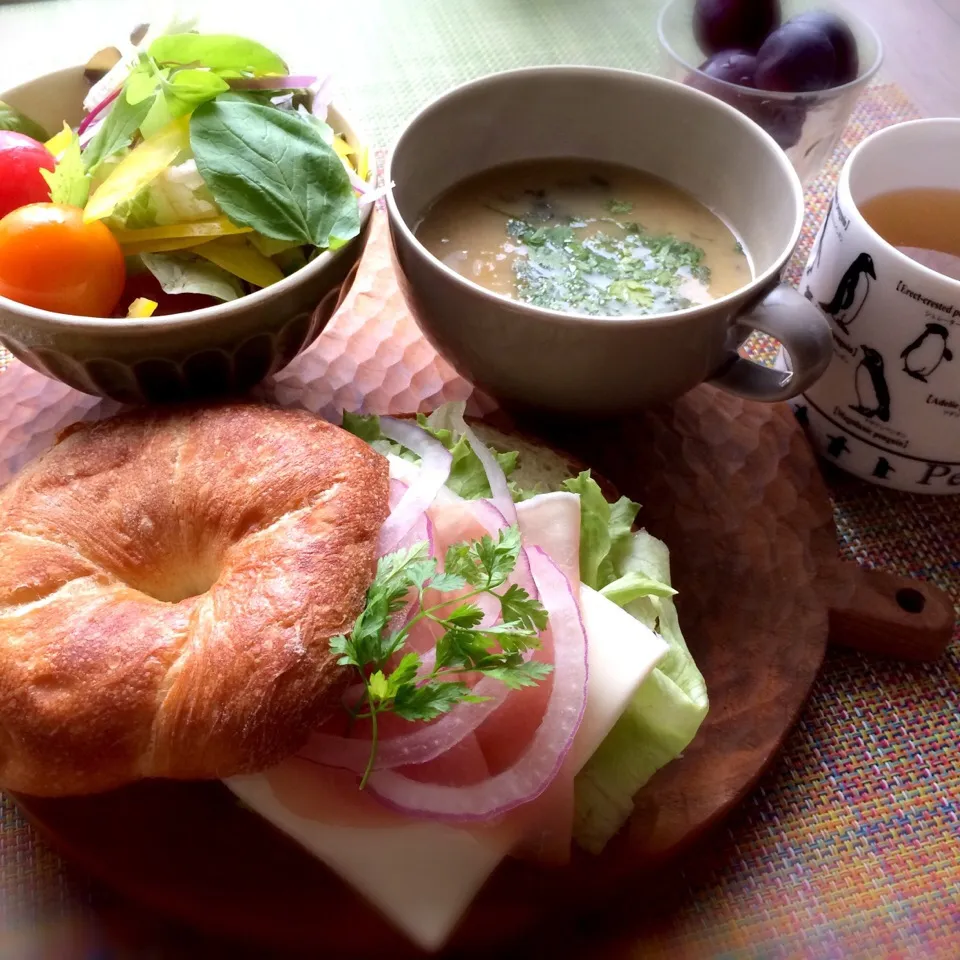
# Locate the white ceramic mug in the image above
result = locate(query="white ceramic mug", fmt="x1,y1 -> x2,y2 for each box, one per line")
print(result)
789,118 -> 960,494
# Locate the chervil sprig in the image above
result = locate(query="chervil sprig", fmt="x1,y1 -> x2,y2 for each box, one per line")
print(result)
329,526 -> 552,787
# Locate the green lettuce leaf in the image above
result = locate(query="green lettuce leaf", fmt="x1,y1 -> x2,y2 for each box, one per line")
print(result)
139,252 -> 244,301
599,571 -> 676,606
572,527 -> 708,854
148,33 -> 287,77
341,411 -> 518,500
40,132 -> 90,206
560,471 -> 639,589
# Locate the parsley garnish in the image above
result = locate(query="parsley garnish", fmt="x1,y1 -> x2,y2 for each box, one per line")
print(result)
507,216 -> 710,317
329,527 -> 552,787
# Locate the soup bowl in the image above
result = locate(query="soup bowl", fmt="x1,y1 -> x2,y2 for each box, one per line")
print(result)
385,66 -> 832,415
0,67 -> 374,403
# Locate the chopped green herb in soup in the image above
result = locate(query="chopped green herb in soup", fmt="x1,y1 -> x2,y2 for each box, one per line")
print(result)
415,159 -> 752,317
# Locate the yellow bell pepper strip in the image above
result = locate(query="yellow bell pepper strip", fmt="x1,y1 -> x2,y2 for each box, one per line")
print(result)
332,135 -> 353,162
126,297 -> 158,318
112,216 -> 251,245
192,236 -> 284,288
84,116 -> 190,223
119,235 -> 218,256
115,217 -> 252,256
332,135 -> 369,179
44,123 -> 74,157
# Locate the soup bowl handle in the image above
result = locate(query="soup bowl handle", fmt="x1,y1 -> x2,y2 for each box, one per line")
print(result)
709,284 -> 833,403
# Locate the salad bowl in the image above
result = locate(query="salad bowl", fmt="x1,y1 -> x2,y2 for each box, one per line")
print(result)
0,65 -> 374,403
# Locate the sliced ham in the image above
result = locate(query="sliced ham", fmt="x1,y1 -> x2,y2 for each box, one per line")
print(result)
271,445 -> 590,854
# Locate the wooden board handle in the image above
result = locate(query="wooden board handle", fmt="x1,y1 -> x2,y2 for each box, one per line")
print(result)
828,562 -> 955,661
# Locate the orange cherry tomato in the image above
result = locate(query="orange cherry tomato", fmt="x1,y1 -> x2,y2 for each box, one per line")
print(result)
0,203 -> 125,317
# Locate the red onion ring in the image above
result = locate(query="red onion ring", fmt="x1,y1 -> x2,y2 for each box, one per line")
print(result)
461,420 -> 516,524
364,547 -> 587,821
301,496 -> 537,775
377,417 -> 452,555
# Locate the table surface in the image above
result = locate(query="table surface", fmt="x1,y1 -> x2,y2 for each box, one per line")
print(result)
1,2 -> 959,958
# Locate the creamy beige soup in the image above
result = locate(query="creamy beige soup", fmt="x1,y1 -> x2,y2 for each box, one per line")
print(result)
415,159 -> 752,317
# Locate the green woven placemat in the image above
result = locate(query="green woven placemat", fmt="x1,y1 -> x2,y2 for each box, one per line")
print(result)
0,0 -> 665,148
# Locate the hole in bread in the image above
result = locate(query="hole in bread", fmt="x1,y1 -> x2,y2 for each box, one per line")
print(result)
125,554 -> 223,604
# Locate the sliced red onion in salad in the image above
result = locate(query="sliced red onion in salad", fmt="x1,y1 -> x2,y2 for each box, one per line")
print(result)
377,417 -> 452,555
310,74 -> 334,121
347,166 -> 373,196
365,547 -> 588,821
78,88 -> 119,136
78,119 -> 104,150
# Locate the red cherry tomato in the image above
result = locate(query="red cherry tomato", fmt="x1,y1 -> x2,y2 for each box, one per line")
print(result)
113,268 -> 222,317
0,203 -> 125,317
0,131 -> 56,219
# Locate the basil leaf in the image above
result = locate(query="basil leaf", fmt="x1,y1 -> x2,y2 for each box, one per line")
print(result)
140,252 -> 244,301
0,100 -> 48,140
137,69 -> 231,139
167,69 -> 229,105
125,58 -> 164,105
190,96 -> 360,249
84,93 -> 155,173
148,34 -> 287,76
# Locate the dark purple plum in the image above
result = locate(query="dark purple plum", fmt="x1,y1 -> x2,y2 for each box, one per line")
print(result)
685,56 -> 755,110
699,49 -> 759,87
685,56 -> 807,151
791,10 -> 860,84
693,0 -> 782,55
755,21 -> 837,92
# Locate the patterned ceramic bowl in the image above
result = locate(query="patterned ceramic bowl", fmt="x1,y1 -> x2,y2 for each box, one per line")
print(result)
0,67 -> 374,403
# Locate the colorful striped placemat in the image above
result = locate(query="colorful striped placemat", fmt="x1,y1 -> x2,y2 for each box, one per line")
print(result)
2,82 -> 959,960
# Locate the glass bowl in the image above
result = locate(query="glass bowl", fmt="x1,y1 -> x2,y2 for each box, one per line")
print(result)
657,0 -> 883,184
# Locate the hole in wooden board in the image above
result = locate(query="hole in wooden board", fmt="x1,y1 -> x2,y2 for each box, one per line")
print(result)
896,588 -> 926,614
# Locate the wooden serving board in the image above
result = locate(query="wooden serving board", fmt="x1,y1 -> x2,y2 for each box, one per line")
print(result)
3,214 -> 953,957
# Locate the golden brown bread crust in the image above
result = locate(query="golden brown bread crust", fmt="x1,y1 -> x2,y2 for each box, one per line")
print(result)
0,402 -> 389,797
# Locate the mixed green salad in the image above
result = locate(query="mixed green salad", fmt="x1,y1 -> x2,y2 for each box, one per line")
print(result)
0,19 -> 369,318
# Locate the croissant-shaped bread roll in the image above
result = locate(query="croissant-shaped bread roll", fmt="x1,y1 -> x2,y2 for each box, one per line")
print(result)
0,402 -> 389,797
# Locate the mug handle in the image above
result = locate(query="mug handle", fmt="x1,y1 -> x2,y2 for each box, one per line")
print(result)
710,284 -> 833,402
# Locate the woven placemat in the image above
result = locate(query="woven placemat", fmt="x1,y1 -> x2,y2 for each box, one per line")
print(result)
1,82 -> 958,959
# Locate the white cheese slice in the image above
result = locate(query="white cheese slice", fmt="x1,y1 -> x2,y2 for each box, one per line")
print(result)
226,586 -> 666,952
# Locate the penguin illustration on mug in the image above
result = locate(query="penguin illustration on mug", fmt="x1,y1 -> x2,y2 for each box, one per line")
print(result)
851,345 -> 891,422
900,323 -> 953,383
819,252 -> 876,333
